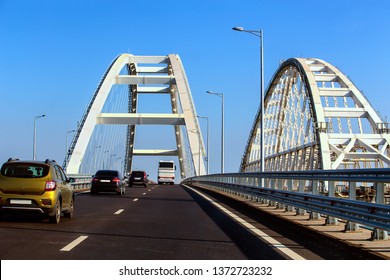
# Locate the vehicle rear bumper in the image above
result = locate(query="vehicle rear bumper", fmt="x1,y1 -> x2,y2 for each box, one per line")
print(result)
91,184 -> 121,193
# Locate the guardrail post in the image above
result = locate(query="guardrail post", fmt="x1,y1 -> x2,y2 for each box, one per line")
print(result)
345,181 -> 360,232
370,183 -> 389,240
296,180 -> 306,215
269,179 -> 279,207
309,180 -> 320,219
261,176 -> 269,204
285,179 -> 294,212
325,181 -> 338,225
371,228 -> 389,240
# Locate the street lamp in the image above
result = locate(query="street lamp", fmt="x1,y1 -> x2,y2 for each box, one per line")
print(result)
33,114 -> 46,160
103,150 -> 109,169
64,129 -> 75,171
233,26 -> 265,173
65,130 -> 75,158
206,91 -> 224,173
109,154 -> 116,169
189,130 -> 201,176
197,115 -> 209,174
93,145 -> 101,171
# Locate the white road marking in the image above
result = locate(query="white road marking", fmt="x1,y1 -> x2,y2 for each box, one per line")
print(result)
142,193 -> 146,195
60,235 -> 88,252
114,209 -> 124,215
184,185 -> 306,260
133,198 -> 139,201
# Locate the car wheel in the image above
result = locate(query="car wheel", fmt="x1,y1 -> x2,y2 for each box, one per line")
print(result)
49,200 -> 61,224
64,196 -> 74,218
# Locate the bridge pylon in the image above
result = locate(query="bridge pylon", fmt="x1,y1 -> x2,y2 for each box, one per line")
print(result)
64,54 -> 206,178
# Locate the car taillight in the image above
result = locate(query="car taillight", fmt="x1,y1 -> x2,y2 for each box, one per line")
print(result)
45,181 -> 57,191
113,178 -> 121,183
92,178 -> 99,182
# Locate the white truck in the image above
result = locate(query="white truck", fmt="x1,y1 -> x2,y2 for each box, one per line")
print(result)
157,160 -> 175,185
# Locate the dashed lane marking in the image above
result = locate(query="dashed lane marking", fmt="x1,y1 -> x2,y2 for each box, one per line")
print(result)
60,235 -> 88,252
114,209 -> 124,215
133,198 -> 139,202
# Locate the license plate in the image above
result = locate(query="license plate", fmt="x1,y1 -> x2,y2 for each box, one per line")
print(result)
10,199 -> 32,205
100,180 -> 111,182
135,177 -> 141,180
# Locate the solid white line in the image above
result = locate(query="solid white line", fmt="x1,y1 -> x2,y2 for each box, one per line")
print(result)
133,198 -> 139,201
184,185 -> 306,260
114,209 -> 124,215
60,235 -> 88,252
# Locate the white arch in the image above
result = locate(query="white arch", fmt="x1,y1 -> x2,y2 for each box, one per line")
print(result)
65,54 -> 206,177
241,58 -> 390,172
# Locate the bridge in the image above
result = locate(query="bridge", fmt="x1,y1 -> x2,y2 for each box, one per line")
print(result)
2,53 -> 390,261
63,54 -> 390,176
61,53 -> 390,241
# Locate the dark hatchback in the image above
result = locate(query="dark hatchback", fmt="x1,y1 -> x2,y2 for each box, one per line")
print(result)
91,170 -> 125,195
129,170 -> 148,188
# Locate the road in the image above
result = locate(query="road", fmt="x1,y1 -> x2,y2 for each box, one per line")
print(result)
0,184 -> 384,260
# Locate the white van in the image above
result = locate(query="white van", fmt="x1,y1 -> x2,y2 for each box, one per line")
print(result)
158,160 -> 175,185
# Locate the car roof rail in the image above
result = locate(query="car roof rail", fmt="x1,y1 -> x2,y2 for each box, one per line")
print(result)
7,158 -> 19,162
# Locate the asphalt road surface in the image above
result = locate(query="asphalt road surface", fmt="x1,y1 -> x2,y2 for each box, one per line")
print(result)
0,184 -> 384,260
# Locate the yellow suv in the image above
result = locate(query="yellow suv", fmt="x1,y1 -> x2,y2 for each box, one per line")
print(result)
0,158 -> 74,223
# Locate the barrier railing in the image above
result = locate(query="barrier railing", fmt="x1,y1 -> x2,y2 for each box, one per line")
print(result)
68,175 -> 92,193
182,169 -> 390,240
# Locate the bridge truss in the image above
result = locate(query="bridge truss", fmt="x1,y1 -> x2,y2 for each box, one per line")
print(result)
241,58 -> 390,172
64,54 -> 206,178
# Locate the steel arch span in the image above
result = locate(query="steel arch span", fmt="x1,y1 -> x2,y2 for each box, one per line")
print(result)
64,54 -> 206,178
240,58 -> 390,172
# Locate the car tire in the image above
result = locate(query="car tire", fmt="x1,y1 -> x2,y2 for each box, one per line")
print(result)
49,200 -> 61,224
64,196 -> 74,218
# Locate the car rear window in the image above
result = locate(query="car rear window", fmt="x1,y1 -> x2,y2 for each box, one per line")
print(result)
1,163 -> 49,178
159,162 -> 174,168
95,170 -> 119,177
131,171 -> 145,177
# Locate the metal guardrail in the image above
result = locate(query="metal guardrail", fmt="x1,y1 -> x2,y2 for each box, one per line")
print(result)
68,175 -> 92,193
182,169 -> 390,240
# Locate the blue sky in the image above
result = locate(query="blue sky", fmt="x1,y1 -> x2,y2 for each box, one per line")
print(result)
1,0 -> 389,179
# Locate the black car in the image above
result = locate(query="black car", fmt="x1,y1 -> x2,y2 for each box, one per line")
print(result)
91,170 -> 125,195
129,170 -> 148,188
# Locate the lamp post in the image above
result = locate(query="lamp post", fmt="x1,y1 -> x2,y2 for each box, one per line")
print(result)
33,114 -> 46,160
197,115 -> 209,174
109,154 -> 116,169
233,26 -> 265,173
93,145 -> 101,172
103,150 -> 109,169
206,91 -> 224,173
64,129 -> 75,171
65,130 -> 75,158
189,130 -> 201,176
